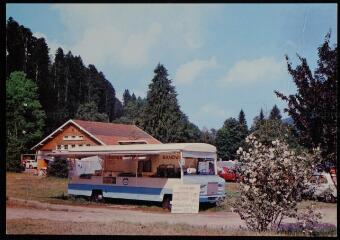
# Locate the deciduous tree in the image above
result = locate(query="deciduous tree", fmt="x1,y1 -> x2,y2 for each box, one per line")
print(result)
215,118 -> 246,160
234,135 -> 321,232
6,71 -> 46,171
275,32 -> 337,167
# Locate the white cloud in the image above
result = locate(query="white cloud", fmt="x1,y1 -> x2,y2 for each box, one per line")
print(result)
120,23 -> 162,67
198,103 -> 228,118
220,57 -> 287,85
50,4 -> 212,68
175,57 -> 218,84
33,32 -> 67,59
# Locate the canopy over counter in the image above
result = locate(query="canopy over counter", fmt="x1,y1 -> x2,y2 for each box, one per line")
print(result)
47,143 -> 217,159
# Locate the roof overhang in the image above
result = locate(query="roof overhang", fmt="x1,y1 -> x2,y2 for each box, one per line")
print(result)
47,143 -> 217,159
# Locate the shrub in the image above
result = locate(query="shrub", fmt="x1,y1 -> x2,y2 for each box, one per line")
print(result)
47,157 -> 68,178
233,134 -> 320,232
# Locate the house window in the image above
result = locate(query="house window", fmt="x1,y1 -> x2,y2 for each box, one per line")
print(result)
71,144 -> 75,148
57,145 -> 61,150
86,144 -> 90,146
64,145 -> 68,150
79,144 -> 83,147
64,135 -> 83,141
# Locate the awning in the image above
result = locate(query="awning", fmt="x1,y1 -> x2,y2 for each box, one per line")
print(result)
47,143 -> 217,159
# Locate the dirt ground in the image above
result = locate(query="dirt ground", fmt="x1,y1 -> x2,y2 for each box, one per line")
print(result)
6,219 -> 301,236
6,197 -> 337,235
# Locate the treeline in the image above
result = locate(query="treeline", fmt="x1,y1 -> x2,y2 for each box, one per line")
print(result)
6,17 -> 336,171
6,17 -> 123,135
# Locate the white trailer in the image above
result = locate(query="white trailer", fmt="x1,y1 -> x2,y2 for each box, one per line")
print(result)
48,143 -> 225,209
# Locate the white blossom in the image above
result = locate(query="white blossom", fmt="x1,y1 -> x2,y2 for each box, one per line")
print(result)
232,135 -> 320,232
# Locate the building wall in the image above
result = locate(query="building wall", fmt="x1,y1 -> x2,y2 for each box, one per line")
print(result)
35,123 -> 102,172
38,123 -> 101,151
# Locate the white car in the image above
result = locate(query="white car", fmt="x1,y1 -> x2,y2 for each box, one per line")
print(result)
304,171 -> 337,203
25,160 -> 38,169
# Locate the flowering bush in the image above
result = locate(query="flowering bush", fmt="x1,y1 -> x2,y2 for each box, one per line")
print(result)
233,134 -> 320,232
296,204 -> 322,235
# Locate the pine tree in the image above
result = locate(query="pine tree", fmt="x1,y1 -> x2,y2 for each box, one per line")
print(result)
140,64 -> 187,143
259,108 -> 265,121
269,105 -> 282,120
123,89 -> 132,106
131,93 -> 137,102
6,17 -> 28,73
250,108 -> 265,133
238,109 -> 248,130
6,17 -> 122,137
275,32 -> 337,167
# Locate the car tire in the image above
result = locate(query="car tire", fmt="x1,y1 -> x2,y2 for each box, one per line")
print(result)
162,195 -> 172,211
91,191 -> 104,203
325,194 -> 336,203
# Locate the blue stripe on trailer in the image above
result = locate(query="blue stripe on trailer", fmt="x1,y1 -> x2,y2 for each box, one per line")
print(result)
68,183 -> 225,203
68,183 -> 163,195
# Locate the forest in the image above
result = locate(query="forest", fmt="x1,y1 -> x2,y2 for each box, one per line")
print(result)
6,17 -> 337,172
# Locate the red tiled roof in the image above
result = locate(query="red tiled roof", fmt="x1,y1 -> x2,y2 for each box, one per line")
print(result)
73,119 -> 161,145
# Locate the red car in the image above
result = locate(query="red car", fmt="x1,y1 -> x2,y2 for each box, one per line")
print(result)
218,166 -> 239,182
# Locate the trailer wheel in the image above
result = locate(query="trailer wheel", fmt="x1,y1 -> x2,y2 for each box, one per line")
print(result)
325,194 -> 336,203
162,195 -> 172,211
91,190 -> 104,203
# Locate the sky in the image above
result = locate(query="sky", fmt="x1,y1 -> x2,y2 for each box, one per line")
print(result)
6,4 -> 337,130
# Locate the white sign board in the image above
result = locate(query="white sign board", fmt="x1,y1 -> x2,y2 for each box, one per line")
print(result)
171,184 -> 200,214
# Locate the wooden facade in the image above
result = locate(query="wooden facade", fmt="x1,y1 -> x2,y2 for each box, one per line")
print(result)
32,119 -> 162,173
39,124 -> 100,151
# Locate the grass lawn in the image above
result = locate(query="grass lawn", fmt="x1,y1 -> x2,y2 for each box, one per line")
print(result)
6,172 -> 336,211
8,219 -> 335,236
6,172 -> 68,204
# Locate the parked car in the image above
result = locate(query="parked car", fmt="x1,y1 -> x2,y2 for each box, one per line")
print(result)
303,171 -> 337,203
218,166 -> 239,182
25,160 -> 38,169
217,161 -> 240,182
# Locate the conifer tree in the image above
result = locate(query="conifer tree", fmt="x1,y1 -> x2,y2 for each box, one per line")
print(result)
269,104 -> 282,120
140,64 -> 186,143
259,108 -> 265,121
123,89 -> 132,106
131,93 -> 137,102
238,109 -> 248,130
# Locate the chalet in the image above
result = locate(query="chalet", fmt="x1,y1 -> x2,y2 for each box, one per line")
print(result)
31,119 -> 161,174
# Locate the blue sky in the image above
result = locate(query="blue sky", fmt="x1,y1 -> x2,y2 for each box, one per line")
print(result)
6,4 -> 337,130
